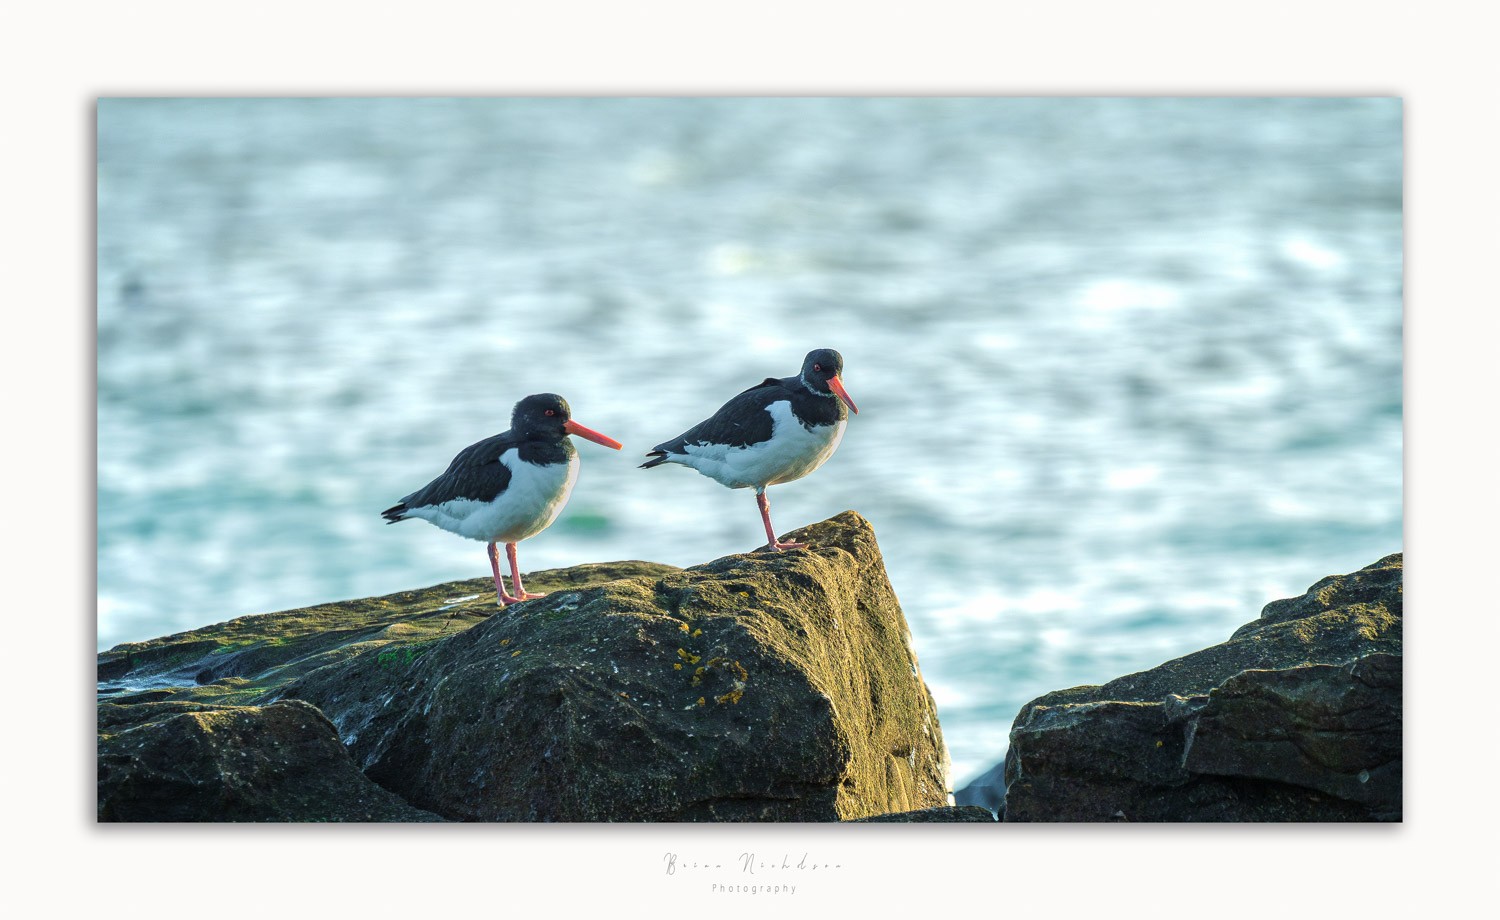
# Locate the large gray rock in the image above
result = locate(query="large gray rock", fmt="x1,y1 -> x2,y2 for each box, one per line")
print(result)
1002,553 -> 1402,822
97,513 -> 951,822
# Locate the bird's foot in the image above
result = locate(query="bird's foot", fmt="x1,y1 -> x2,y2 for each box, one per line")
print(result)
768,539 -> 808,551
496,591 -> 546,606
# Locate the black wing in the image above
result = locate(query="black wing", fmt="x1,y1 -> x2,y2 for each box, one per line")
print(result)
643,379 -> 789,463
383,432 -> 515,520
734,377 -> 785,398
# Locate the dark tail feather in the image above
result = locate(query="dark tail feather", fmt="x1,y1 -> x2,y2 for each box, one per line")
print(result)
381,503 -> 408,523
639,451 -> 670,470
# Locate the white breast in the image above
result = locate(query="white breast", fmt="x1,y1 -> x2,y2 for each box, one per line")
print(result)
406,449 -> 580,543
678,401 -> 846,490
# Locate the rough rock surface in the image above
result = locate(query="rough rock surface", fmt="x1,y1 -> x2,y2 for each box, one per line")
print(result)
852,805 -> 996,823
97,699 -> 442,821
97,513 -> 950,822
1001,553 -> 1402,822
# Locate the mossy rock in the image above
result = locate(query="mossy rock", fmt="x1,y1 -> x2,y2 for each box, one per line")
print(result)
97,514 -> 951,822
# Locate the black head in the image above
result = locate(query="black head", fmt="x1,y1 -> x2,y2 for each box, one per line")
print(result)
799,348 -> 857,413
800,349 -> 844,389
510,393 -> 572,440
509,392 -> 624,450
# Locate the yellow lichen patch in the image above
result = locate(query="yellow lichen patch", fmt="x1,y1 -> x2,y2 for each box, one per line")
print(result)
500,638 -> 510,646
511,650 -> 521,657
673,663 -> 682,671
714,688 -> 744,705
691,629 -> 702,638
696,697 -> 706,707
679,622 -> 690,633
676,648 -> 700,665
619,692 -> 630,699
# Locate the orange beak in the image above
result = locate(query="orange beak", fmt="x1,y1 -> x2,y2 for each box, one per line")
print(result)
564,419 -> 623,450
828,375 -> 859,414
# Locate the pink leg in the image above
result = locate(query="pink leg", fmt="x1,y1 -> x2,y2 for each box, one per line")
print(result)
488,541 -> 525,606
756,488 -> 806,551
507,542 -> 547,601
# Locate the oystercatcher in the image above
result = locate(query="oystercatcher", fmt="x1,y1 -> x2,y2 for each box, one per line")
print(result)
640,348 -> 857,551
382,393 -> 623,606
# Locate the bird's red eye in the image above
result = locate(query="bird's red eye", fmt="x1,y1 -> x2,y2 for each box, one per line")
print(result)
814,364 -> 822,372
545,409 -> 556,416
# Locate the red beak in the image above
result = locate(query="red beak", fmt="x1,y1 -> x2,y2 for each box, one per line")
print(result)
564,419 -> 623,450
828,375 -> 859,414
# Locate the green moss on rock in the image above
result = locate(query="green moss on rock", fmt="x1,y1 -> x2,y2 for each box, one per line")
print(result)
97,517 -> 950,822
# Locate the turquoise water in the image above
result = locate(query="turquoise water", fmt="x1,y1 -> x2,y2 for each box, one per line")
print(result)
96,98 -> 1403,786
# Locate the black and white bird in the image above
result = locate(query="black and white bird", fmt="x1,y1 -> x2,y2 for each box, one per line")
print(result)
641,348 -> 858,551
383,393 -> 622,606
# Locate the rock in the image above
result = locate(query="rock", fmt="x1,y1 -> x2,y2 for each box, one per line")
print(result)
853,805 -> 997,822
97,561 -> 679,697
96,513 -> 951,822
97,699 -> 442,821
1001,553 -> 1401,822
1181,653 -> 1400,809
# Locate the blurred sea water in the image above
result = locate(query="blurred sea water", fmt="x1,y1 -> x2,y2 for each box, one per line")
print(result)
96,98 -> 1403,787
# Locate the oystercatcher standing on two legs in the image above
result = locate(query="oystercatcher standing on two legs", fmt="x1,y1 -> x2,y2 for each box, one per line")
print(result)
640,348 -> 858,551
383,393 -> 622,606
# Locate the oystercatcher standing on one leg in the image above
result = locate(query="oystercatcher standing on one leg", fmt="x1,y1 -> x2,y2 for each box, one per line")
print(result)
382,393 -> 623,606
640,348 -> 858,551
